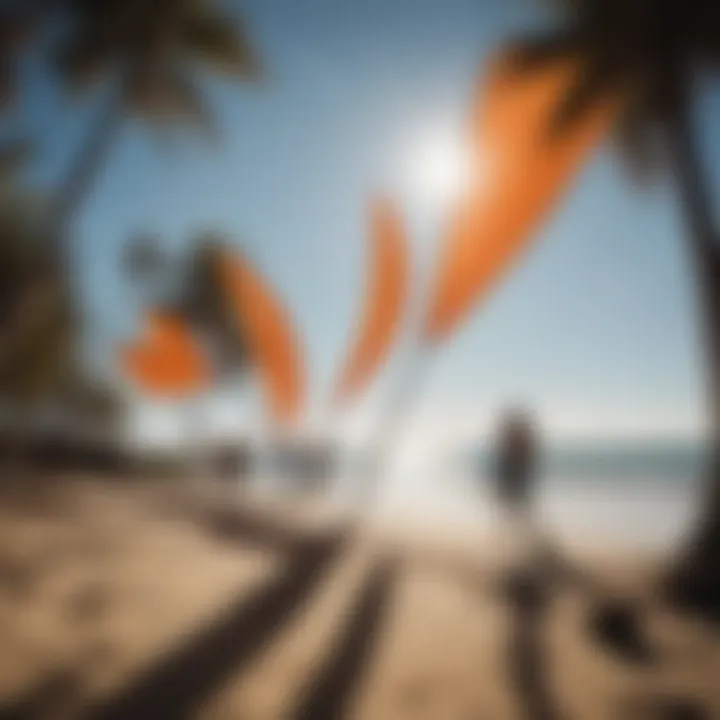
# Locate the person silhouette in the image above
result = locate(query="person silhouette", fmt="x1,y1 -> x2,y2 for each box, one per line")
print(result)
492,408 -> 540,562
495,410 -> 537,510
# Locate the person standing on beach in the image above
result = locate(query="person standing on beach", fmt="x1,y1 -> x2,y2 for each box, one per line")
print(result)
493,409 -> 540,557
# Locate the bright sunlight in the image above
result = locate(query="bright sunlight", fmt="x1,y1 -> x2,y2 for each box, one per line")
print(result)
403,124 -> 476,211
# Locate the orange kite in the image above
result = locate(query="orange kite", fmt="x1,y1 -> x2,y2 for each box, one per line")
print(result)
334,198 -> 408,406
216,247 -> 304,426
424,53 -> 616,342
120,311 -> 210,397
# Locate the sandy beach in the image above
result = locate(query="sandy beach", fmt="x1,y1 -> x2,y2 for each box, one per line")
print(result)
0,477 -> 718,720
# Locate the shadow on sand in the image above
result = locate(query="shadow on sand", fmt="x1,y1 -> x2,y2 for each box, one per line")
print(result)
289,557 -> 397,720
504,566 -> 565,720
502,544 -> 662,720
618,694 -> 711,720
0,668 -> 81,720
80,532 -> 347,720
167,497 -> 335,555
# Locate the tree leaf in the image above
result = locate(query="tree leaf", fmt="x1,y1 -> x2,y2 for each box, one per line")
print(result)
181,11 -> 261,80
508,29 -> 586,72
548,57 -> 616,136
58,0 -> 262,134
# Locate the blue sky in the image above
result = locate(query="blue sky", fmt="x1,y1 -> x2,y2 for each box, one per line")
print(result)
9,0 -> 716,446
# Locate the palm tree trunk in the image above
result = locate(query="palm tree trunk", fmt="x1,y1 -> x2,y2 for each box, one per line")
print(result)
52,84 -> 125,255
0,88 -> 124,382
665,96 -> 720,619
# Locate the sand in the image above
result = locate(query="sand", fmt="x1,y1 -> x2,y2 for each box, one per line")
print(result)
0,477 -> 718,720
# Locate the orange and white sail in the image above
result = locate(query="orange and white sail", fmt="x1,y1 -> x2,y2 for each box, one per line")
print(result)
120,311 -> 210,397
216,247 -> 304,426
424,53 -> 616,343
334,198 -> 408,406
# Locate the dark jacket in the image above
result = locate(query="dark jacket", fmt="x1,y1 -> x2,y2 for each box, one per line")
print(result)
494,436 -> 536,507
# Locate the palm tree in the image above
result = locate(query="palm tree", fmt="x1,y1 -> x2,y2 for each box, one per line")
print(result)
0,142 -> 64,385
0,187 -> 125,467
512,0 -> 720,616
0,141 -> 122,455
52,0 -> 261,240
0,194 -> 74,465
1,2 -> 260,452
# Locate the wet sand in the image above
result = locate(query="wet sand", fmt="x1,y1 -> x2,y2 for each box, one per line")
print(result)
0,477 -> 718,720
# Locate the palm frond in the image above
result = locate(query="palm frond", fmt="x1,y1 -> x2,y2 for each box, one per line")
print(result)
511,0 -> 720,176
56,33 -> 112,90
56,0 -> 262,134
548,57 -> 616,136
182,11 -> 261,80
508,28 -> 586,71
129,67 -> 216,138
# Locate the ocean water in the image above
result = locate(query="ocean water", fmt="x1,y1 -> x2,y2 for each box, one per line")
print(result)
376,441 -> 710,552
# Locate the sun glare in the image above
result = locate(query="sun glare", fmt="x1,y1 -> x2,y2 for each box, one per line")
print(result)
404,126 -> 476,212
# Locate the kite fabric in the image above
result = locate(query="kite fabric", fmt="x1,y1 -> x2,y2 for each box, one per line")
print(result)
333,198 -> 408,406
216,247 -> 304,426
424,53 -> 616,342
120,312 -> 210,397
